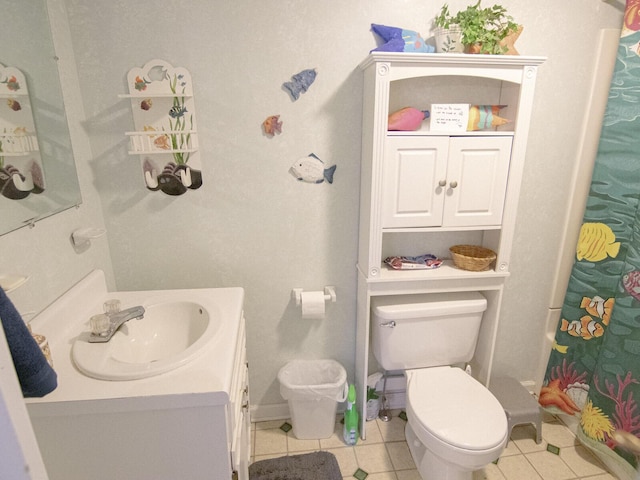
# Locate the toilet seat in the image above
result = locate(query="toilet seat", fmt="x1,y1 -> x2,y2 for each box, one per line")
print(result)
406,366 -> 507,452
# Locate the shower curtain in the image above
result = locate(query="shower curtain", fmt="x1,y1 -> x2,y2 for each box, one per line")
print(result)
541,2 -> 640,478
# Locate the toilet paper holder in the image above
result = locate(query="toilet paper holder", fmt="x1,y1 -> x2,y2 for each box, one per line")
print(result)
292,286 -> 337,306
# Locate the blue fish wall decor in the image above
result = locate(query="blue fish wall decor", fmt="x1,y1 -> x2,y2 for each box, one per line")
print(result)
283,69 -> 317,101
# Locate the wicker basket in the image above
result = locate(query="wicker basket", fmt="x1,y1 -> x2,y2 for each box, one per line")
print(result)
449,245 -> 496,271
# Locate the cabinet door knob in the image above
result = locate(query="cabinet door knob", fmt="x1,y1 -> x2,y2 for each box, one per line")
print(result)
449,181 -> 458,189
438,179 -> 447,187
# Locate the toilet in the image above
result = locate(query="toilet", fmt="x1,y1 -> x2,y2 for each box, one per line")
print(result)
371,292 -> 508,480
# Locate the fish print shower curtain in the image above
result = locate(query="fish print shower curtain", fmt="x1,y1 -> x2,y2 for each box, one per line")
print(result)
541,2 -> 640,478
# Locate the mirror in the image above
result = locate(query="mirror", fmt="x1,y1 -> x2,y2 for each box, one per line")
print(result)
0,0 -> 81,235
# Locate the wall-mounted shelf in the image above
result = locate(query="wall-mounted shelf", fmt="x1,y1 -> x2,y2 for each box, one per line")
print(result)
121,59 -> 202,196
387,129 -> 515,137
0,63 -> 45,200
118,93 -> 194,99
125,130 -> 198,154
0,92 -> 29,98
0,132 -> 39,155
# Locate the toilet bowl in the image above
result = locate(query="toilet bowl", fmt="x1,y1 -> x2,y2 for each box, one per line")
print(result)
405,367 -> 508,480
370,292 -> 508,479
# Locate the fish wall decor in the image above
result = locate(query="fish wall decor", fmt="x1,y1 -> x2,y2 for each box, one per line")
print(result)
263,115 -> 282,136
283,69 -> 317,101
289,153 -> 336,184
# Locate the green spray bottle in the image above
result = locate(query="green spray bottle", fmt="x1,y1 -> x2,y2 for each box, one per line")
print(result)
343,384 -> 359,445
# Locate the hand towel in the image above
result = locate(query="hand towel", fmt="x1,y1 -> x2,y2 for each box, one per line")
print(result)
0,287 -> 57,397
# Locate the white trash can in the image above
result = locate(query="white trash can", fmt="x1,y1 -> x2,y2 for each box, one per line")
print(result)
278,359 -> 348,439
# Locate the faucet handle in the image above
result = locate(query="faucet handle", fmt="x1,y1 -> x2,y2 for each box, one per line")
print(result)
103,299 -> 121,314
90,314 -> 111,336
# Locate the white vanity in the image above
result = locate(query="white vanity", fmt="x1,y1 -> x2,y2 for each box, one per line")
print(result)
26,270 -> 250,480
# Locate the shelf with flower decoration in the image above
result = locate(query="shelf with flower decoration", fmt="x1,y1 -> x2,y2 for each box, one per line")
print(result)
0,63 -> 45,200
119,59 -> 202,196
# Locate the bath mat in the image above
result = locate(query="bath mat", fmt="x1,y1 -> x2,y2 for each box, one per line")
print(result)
249,451 -> 341,480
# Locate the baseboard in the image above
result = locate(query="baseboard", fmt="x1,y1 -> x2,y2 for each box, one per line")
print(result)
250,401 -> 348,423
250,375 -> 536,422
250,402 -> 290,422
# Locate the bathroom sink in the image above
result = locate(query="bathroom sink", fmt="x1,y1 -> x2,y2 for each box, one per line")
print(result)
72,300 -> 220,380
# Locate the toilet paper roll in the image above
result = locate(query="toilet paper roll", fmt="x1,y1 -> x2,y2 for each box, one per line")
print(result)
300,291 -> 325,319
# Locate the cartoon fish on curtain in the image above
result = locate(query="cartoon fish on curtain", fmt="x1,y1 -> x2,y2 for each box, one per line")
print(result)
541,3 -> 640,478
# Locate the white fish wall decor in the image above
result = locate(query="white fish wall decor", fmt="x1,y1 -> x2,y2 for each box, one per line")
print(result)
289,153 -> 336,184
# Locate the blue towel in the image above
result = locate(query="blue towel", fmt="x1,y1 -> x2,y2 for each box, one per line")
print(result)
0,287 -> 57,397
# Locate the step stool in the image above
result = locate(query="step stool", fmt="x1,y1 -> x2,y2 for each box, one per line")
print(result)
489,376 -> 542,444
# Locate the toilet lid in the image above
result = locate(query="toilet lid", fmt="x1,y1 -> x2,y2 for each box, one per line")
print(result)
407,367 -> 507,451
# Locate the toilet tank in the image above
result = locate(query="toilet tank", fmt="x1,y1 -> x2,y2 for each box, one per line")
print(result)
371,292 -> 487,371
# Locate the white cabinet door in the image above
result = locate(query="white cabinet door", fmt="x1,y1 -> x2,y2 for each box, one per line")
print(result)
382,135 -> 512,229
382,136 -> 449,228
443,136 -> 512,227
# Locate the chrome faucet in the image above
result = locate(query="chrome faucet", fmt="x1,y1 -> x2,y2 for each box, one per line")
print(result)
88,305 -> 145,343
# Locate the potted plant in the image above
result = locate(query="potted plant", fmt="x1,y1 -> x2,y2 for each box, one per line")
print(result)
433,4 -> 464,53
453,1 -> 519,54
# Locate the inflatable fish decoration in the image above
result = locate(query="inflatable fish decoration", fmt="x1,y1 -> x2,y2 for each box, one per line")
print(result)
560,315 -> 604,340
467,105 -> 509,131
388,107 -> 429,131
576,222 -> 620,262
580,295 -> 614,325
289,153 -> 336,184
370,24 -> 434,53
263,115 -> 282,136
283,69 -> 317,101
623,270 -> 640,302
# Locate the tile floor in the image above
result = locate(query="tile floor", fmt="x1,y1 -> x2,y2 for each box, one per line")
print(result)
251,410 -> 617,480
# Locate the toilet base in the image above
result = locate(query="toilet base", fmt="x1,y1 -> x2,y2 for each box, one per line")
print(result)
406,422 -> 472,480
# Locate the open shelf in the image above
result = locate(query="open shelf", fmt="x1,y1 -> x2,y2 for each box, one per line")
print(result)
375,259 -> 508,282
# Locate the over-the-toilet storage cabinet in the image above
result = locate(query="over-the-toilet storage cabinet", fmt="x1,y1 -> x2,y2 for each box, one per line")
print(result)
355,52 -> 545,438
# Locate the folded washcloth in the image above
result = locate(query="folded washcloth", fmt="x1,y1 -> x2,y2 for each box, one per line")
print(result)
0,288 -> 57,397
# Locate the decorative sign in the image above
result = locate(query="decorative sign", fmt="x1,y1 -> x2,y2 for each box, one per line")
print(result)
430,104 -> 469,132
